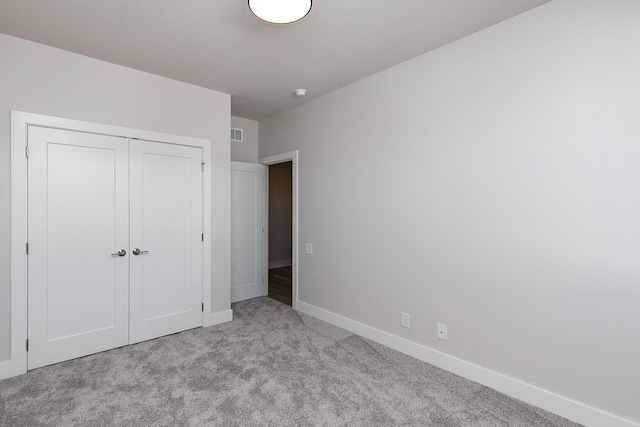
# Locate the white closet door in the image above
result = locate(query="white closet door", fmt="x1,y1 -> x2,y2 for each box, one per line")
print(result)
129,140 -> 203,344
231,162 -> 265,303
28,127 -> 129,369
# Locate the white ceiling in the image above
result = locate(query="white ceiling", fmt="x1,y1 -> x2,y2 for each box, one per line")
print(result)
0,0 -> 550,121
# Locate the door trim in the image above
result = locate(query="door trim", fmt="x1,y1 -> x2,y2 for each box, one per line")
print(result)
10,111 -> 213,376
259,151 -> 299,310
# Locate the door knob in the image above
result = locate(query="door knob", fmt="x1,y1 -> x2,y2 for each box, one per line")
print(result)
132,248 -> 149,256
111,249 -> 126,257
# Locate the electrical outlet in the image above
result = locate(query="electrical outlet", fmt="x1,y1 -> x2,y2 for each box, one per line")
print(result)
437,323 -> 448,340
401,312 -> 411,328
304,243 -> 313,254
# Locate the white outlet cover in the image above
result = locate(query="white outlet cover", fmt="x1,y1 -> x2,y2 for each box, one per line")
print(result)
401,312 -> 411,328
437,323 -> 448,340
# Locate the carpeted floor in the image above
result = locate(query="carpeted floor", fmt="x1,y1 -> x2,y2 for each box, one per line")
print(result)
0,297 -> 580,426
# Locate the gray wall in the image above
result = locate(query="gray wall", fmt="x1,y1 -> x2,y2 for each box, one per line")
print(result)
231,116 -> 259,163
259,0 -> 640,423
0,33 -> 231,364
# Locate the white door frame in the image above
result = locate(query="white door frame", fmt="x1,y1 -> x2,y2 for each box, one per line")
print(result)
259,151 -> 299,310
10,111 -> 213,377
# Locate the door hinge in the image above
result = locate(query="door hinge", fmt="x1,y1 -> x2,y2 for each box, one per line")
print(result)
201,163 -> 205,172
26,339 -> 29,352
201,233 -> 204,242
26,242 -> 29,255
201,303 -> 204,312
25,145 -> 29,158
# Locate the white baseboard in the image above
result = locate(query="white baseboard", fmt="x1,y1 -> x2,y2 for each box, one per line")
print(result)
204,309 -> 233,327
268,259 -> 292,269
296,301 -> 639,427
0,360 -> 11,380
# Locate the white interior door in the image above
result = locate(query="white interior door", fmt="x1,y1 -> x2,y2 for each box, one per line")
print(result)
27,127 -> 129,369
129,140 -> 203,344
231,162 -> 265,303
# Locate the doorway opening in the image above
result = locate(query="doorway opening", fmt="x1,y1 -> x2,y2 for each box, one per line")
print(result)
267,161 -> 292,306
260,150 -> 298,309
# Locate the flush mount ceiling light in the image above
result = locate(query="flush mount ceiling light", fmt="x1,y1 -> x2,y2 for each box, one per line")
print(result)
248,0 -> 312,24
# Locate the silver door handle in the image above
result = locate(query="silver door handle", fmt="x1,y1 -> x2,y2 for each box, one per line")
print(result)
111,249 -> 126,257
132,248 -> 149,256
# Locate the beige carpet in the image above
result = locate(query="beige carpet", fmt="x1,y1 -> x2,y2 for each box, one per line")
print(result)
0,297 -> 580,426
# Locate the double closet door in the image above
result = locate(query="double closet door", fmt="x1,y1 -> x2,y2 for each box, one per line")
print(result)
27,127 -> 203,369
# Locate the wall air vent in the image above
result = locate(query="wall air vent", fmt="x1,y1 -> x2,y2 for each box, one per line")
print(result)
230,128 -> 243,142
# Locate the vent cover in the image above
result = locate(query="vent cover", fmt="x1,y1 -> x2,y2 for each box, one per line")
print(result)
230,128 -> 243,142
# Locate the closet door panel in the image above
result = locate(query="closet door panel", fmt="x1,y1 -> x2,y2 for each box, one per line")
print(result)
27,127 -> 129,369
129,140 -> 203,344
231,161 -> 265,303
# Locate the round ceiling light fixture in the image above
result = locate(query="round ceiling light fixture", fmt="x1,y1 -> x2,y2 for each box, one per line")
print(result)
248,0 -> 312,24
